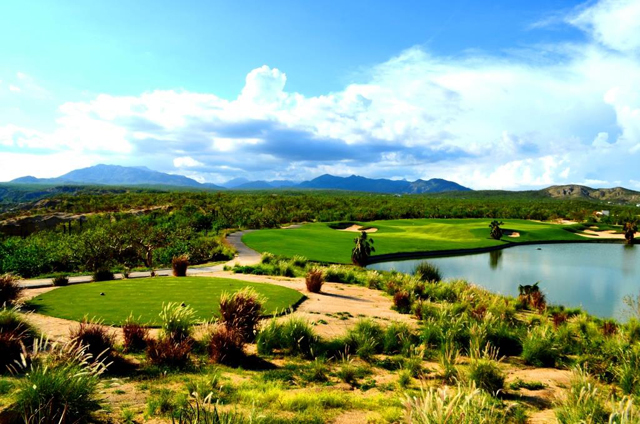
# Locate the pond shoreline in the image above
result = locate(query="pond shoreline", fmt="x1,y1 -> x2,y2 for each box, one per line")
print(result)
366,238 -> 626,264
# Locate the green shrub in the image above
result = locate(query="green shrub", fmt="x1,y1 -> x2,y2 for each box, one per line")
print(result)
617,346 -> 640,395
414,262 -> 442,283
172,254 -> 190,277
92,269 -> 114,282
382,322 -> 415,355
345,319 -> 383,359
159,302 -> 196,342
218,288 -> 264,342
207,324 -> 245,365
302,358 -> 328,382
509,378 -> 546,391
397,369 -> 412,388
257,317 -> 318,357
485,321 -> 523,357
522,326 -> 560,368
173,395 -> 246,423
13,342 -> 105,422
438,339 -> 459,384
52,275 -> 69,287
467,359 -> 505,395
0,273 -> 23,307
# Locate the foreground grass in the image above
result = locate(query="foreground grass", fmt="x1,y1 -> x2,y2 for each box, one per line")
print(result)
243,218 -> 588,263
29,277 -> 304,326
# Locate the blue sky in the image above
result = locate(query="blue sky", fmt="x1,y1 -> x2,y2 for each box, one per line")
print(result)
1,0 -> 639,189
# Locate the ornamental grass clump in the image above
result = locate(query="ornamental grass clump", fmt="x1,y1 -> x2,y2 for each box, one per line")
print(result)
414,261 -> 442,283
405,384 -> 508,424
69,318 -> 125,372
207,324 -> 245,365
305,269 -> 324,293
555,368 -> 609,423
468,358 -> 505,396
172,254 -> 190,277
160,302 -> 197,342
522,326 -> 560,368
0,308 -> 39,373
52,275 -> 69,287
218,288 -> 264,342
0,273 -> 23,307
122,314 -> 150,353
146,337 -> 193,368
393,290 -> 412,314
12,341 -> 106,423
256,317 -> 318,357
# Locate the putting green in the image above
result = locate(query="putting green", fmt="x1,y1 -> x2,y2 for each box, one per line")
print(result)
243,218 -> 586,263
30,277 -> 305,326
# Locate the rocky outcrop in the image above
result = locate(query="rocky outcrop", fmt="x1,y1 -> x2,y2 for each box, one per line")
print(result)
0,213 -> 87,237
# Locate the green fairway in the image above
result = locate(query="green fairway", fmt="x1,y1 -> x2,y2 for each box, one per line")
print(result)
29,277 -> 305,326
243,219 -> 587,263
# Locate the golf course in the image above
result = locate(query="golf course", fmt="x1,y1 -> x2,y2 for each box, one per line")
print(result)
28,276 -> 305,326
242,218 -> 589,263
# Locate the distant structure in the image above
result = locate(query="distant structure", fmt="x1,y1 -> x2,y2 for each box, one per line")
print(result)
595,210 -> 611,217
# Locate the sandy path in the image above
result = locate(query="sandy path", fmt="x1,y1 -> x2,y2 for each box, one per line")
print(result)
18,272 -> 412,341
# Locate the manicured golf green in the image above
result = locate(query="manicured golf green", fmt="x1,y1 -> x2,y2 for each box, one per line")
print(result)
30,277 -> 305,326
243,218 -> 587,263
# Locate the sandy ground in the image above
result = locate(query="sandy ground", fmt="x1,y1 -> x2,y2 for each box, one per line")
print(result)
339,224 -> 378,233
506,231 -> 521,238
578,228 -> 637,239
18,272 -> 412,342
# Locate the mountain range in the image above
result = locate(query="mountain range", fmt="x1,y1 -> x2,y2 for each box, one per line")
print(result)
10,164 -> 471,194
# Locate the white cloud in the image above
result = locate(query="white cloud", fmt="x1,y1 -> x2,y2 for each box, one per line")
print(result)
173,156 -> 204,168
1,0 -> 640,188
569,0 -> 640,52
8,85 -> 21,93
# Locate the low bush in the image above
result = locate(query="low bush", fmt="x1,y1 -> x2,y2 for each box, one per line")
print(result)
305,269 -> 324,293
414,262 -> 442,283
218,288 -> 264,342
468,359 -> 505,395
146,337 -> 193,368
52,275 -> 69,287
69,319 -> 118,365
122,315 -> 150,353
522,326 -> 560,368
0,273 -> 23,307
13,342 -> 105,423
256,317 -> 318,357
172,254 -> 190,277
159,302 -> 196,342
207,324 -> 245,365
345,319 -> 383,360
92,269 -> 115,282
393,290 -> 412,314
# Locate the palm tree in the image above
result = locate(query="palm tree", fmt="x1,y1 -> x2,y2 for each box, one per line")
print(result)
352,231 -> 375,266
489,220 -> 504,240
624,221 -> 638,245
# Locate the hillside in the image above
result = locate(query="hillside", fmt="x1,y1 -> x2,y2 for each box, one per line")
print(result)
11,164 -> 225,189
298,174 -> 471,194
544,185 -> 640,203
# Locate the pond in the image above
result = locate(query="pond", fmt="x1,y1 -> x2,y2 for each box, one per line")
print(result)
368,243 -> 640,320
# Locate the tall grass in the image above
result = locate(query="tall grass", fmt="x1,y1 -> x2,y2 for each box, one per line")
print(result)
13,341 -> 106,423
218,288 -> 264,342
555,369 -> 608,423
256,317 -> 318,357
405,384 -> 507,423
160,302 -> 197,342
0,273 -> 23,307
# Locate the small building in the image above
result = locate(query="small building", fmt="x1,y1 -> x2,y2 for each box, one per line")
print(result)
595,210 -> 610,217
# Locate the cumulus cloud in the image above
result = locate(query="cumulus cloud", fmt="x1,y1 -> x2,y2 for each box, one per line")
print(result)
1,0 -> 640,188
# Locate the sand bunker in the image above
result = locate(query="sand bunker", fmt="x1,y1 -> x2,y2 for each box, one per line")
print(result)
505,231 -> 520,238
579,229 -> 636,240
339,224 -> 378,233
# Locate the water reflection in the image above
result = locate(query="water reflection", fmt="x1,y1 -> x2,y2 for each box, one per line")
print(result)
368,244 -> 640,320
489,250 -> 502,270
